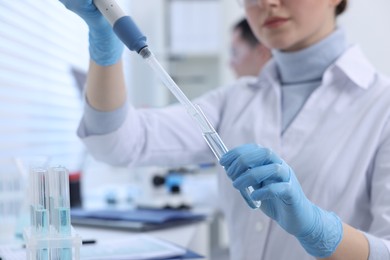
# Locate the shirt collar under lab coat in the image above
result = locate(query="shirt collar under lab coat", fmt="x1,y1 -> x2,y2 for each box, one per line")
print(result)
250,45 -> 377,91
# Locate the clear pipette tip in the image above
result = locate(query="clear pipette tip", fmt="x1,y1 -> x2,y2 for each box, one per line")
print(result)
193,105 -> 261,209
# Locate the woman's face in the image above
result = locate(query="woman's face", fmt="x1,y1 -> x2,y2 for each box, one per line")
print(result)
245,0 -> 341,51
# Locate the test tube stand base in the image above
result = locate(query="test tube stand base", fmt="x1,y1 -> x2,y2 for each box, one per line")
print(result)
24,227 -> 81,260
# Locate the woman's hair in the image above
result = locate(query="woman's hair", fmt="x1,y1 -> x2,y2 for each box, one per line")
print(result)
233,18 -> 259,47
336,0 -> 347,16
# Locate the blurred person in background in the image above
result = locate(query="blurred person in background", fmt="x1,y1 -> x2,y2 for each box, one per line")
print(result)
229,18 -> 271,78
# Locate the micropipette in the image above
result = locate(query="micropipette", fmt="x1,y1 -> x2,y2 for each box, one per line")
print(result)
93,0 -> 261,209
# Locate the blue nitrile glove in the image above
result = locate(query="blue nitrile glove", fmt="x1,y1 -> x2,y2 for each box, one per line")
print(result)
59,0 -> 123,66
220,143 -> 343,258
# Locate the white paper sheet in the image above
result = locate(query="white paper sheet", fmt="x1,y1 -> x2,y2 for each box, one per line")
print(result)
80,235 -> 186,260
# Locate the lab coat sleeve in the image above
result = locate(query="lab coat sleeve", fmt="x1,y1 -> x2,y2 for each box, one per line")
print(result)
365,233 -> 390,260
77,84 -> 235,167
79,98 -> 129,136
367,116 -> 390,257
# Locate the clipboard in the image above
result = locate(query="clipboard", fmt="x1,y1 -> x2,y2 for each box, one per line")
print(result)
70,208 -> 206,231
80,235 -> 203,259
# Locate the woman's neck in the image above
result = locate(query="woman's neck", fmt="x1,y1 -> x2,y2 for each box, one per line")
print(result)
272,28 -> 348,85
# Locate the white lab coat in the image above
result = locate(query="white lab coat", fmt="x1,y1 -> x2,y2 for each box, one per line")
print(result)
79,45 -> 390,260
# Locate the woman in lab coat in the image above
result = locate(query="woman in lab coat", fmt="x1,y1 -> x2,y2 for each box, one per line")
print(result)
61,0 -> 390,259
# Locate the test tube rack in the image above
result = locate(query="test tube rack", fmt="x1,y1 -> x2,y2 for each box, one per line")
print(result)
24,166 -> 81,260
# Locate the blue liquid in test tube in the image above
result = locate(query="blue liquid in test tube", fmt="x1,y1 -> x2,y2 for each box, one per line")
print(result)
30,168 -> 49,260
49,166 -> 72,260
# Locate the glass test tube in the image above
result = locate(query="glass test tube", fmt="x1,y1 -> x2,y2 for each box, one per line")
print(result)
49,166 -> 72,260
30,167 -> 49,260
30,168 -> 49,236
49,166 -> 71,235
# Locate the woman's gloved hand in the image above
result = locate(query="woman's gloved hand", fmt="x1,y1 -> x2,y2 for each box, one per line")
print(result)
220,143 -> 343,258
59,0 -> 123,66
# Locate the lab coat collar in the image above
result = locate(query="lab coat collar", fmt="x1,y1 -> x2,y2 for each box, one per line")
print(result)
250,45 -> 376,90
332,44 -> 376,90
